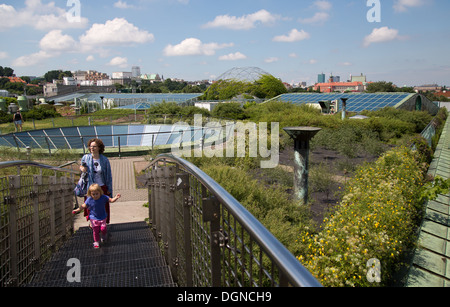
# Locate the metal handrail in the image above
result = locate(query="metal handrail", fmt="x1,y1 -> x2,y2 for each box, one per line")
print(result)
149,154 -> 321,287
0,160 -> 79,174
0,160 -> 76,287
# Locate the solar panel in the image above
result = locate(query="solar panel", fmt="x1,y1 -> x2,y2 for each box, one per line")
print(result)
142,126 -> 161,147
94,126 -> 113,147
154,125 -> 173,146
112,125 -> 129,147
61,127 -> 83,149
128,125 -> 145,146
272,92 -> 413,112
44,128 -> 68,149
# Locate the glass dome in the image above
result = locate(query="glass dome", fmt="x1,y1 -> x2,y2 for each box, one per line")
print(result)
216,67 -> 272,82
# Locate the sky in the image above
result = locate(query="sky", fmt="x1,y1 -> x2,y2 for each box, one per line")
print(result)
0,0 -> 449,87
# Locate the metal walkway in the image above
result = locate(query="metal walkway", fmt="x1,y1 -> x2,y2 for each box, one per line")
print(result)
27,221 -> 176,287
26,157 -> 176,287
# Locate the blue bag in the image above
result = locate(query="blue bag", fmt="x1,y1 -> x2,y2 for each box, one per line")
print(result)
74,172 -> 88,197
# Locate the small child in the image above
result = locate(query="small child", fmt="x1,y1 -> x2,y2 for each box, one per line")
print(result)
73,183 -> 121,248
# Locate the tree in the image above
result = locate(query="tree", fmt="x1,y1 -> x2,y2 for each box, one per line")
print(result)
211,102 -> 247,120
0,66 -> 14,77
44,70 -> 72,82
253,75 -> 287,99
366,81 -> 396,93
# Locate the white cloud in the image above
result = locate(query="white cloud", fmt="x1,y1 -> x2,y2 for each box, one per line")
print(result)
107,56 -> 128,68
0,0 -> 88,31
80,18 -> 155,47
203,9 -> 279,30
0,51 -> 8,59
39,30 -> 77,52
299,12 -> 330,24
163,38 -> 233,56
12,50 -> 53,67
273,29 -> 310,42
114,1 -> 135,9
313,0 -> 332,11
394,0 -> 426,12
264,57 -> 279,63
218,52 -> 247,61
363,27 -> 403,47
298,1 -> 331,25
86,55 -> 95,62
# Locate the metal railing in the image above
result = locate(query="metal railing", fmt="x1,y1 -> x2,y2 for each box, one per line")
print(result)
146,154 -> 321,287
0,161 -> 78,287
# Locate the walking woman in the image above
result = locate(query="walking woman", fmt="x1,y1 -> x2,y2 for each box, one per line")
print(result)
80,138 -> 113,224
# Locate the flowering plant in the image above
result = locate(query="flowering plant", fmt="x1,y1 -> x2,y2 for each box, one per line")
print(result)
298,147 -> 427,287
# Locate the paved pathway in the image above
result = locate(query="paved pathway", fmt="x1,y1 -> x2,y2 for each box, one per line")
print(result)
74,157 -> 151,231
406,118 -> 450,286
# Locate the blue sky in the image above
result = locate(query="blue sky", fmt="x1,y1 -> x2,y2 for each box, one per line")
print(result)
0,0 -> 448,86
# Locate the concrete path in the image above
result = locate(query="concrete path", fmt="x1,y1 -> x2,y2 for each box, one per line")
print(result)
406,118 -> 450,286
73,157 -> 151,231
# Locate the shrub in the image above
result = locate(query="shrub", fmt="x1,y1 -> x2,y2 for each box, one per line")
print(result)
200,162 -> 311,255
297,147 -> 427,287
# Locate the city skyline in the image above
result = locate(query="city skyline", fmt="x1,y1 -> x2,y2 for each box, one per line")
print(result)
0,0 -> 449,87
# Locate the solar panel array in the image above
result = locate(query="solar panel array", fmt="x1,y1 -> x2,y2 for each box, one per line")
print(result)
271,92 -> 415,113
0,124 -> 234,150
54,93 -> 202,105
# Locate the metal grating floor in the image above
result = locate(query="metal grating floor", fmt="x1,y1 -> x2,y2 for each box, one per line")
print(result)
26,222 -> 177,287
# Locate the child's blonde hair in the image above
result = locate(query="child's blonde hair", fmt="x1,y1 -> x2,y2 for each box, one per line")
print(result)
87,183 -> 103,197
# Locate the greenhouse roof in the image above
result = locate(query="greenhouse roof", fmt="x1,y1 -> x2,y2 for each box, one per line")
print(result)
269,92 -> 416,113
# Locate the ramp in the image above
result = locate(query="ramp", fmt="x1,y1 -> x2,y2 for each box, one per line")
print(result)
27,222 -> 176,287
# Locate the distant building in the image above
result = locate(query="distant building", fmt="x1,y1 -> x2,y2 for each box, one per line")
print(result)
318,73 -> 325,83
85,71 -> 109,83
7,77 -> 26,84
0,89 -> 9,97
132,66 -> 141,78
63,77 -> 76,86
112,72 -> 132,85
351,73 -> 367,83
414,84 -> 442,92
329,74 -> 340,83
314,81 -> 365,93
140,73 -> 162,83
72,70 -> 87,81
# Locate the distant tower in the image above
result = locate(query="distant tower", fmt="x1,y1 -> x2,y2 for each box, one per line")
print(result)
132,66 -> 141,78
318,73 -> 325,83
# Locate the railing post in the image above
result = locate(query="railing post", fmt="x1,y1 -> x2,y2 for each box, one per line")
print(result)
177,173 -> 192,287
48,176 -> 56,251
156,167 -> 165,244
165,166 -> 178,282
32,175 -> 42,272
202,193 -> 221,287
7,176 -> 20,287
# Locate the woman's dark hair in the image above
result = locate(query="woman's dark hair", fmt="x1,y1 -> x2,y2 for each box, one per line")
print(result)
88,138 -> 105,154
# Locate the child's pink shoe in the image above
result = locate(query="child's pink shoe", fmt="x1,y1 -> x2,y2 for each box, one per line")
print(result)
93,242 -> 100,249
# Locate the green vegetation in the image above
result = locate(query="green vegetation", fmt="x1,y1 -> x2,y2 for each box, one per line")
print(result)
199,75 -> 287,101
0,87 -> 447,286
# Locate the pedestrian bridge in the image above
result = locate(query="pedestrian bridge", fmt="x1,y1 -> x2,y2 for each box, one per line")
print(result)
0,155 -> 321,287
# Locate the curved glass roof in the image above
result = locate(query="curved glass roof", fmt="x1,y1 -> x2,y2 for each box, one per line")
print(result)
54,93 -> 202,105
0,124 -> 234,150
269,92 -> 415,113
